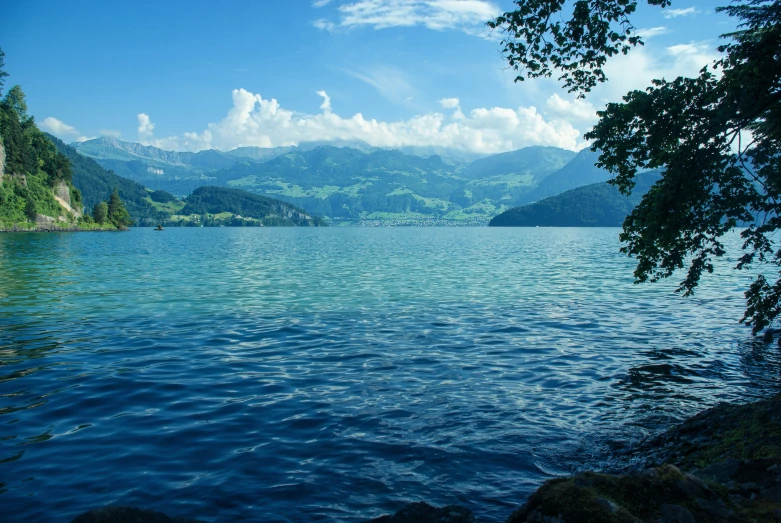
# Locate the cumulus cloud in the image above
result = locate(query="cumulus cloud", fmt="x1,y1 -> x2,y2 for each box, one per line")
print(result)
314,0 -> 500,35
41,117 -> 78,136
40,117 -> 94,142
663,7 -> 699,18
439,97 -> 460,109
137,113 -> 155,141
545,94 -> 597,123
597,40 -> 719,104
137,88 -> 582,154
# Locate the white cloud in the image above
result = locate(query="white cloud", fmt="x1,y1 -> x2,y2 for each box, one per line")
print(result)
313,19 -> 336,31
344,65 -> 417,106
663,7 -> 699,18
40,117 -> 79,136
439,97 -> 460,109
315,0 -> 500,35
545,94 -> 597,123
137,113 -> 155,141
317,90 -> 332,112
597,40 -> 719,104
137,88 -> 583,154
99,129 -> 122,137
313,0 -> 333,6
636,26 -> 668,39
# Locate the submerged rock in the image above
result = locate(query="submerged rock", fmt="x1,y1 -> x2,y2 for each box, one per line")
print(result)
71,506 -> 205,523
364,501 -> 475,523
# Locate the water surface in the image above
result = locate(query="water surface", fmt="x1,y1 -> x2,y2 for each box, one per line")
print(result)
0,228 -> 778,522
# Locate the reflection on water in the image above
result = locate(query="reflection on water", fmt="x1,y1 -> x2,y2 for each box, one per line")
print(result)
0,228 -> 778,522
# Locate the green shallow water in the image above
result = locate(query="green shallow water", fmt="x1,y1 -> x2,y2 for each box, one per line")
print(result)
0,227 -> 778,522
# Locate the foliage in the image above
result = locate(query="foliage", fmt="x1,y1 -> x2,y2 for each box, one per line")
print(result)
149,189 -> 176,203
0,47 -> 8,97
48,134 -> 169,224
92,201 -> 108,224
107,187 -> 133,228
181,186 -> 327,226
585,1 -> 781,333
0,83 -> 81,225
493,0 -> 781,333
490,171 -> 660,227
488,0 -> 671,96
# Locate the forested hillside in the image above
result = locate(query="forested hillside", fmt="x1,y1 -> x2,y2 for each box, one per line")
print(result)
489,171 -> 662,227
72,138 -> 614,224
181,186 -> 327,226
0,85 -> 88,228
48,135 -> 168,225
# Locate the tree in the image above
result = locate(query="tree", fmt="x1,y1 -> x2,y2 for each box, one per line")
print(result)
93,201 -> 108,224
491,1 -> 781,334
25,197 -> 37,222
0,47 -> 8,97
107,187 -> 132,228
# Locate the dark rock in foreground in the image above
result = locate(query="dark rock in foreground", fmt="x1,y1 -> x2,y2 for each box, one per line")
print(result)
71,506 -> 205,523
363,502 -> 474,523
506,394 -> 781,523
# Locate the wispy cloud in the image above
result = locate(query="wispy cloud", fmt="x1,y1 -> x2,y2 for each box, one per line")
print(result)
636,26 -> 668,39
136,88 -> 583,154
99,129 -> 122,138
343,65 -> 418,106
313,0 -> 334,6
313,0 -> 500,36
663,7 -> 699,18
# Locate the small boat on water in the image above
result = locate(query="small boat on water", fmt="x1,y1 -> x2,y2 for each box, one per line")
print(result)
154,224 -> 165,231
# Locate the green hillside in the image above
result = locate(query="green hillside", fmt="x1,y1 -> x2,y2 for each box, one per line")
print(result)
48,135 -> 169,225
0,86 -> 107,230
489,172 -> 661,227
517,148 -> 611,206
179,186 -> 327,227
71,138 -> 615,224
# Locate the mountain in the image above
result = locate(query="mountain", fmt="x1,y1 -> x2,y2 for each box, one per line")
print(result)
210,146 -> 467,222
71,138 -> 616,224
518,148 -> 611,205
489,171 -> 661,227
462,146 -> 576,181
49,135 -> 168,224
72,137 -> 240,173
181,186 -> 326,226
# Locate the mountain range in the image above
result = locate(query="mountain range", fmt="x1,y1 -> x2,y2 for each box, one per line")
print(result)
71,137 -> 617,224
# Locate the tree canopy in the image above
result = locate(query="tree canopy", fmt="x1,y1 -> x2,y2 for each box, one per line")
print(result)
491,1 -> 781,333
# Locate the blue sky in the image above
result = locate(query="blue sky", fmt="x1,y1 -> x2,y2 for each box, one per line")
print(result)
2,0 -> 735,153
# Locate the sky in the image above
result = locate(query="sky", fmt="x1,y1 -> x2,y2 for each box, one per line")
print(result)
1,0 -> 736,154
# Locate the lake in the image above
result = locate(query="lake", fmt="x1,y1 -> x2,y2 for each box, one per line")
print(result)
1,227 -> 779,522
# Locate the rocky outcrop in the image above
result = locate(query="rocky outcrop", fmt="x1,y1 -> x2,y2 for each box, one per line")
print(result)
53,180 -> 82,218
71,506 -> 205,523
506,395 -> 781,523
364,502 -> 475,523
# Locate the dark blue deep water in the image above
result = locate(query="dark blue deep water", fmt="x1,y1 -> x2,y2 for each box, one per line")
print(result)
1,228 -> 779,522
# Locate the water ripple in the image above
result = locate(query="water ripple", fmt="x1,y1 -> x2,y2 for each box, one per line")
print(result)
0,228 -> 779,522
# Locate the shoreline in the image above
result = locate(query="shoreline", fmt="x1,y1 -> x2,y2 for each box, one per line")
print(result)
0,224 -> 123,232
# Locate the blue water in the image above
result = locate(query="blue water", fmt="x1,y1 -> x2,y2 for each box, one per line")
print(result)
0,228 -> 779,522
